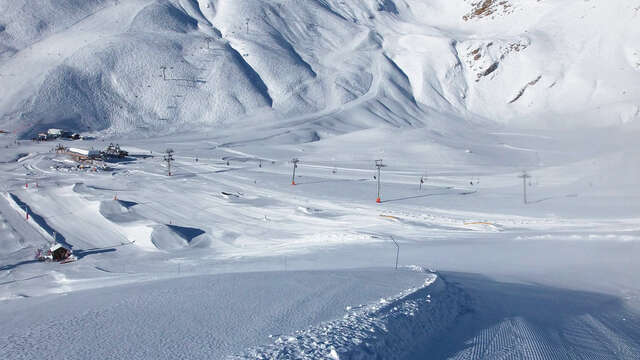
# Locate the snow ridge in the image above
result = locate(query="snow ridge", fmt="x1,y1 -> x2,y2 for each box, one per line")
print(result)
231,272 -> 470,360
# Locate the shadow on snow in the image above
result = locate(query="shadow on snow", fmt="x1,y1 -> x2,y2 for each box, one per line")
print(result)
409,272 -> 640,359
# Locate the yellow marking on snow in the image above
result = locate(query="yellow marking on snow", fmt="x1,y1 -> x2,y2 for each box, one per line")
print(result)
379,215 -> 400,221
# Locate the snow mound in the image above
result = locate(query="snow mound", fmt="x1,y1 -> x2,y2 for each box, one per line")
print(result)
151,224 -> 211,250
232,273 -> 470,359
97,200 -> 211,250
72,182 -> 100,195
295,206 -> 339,218
99,199 -> 140,223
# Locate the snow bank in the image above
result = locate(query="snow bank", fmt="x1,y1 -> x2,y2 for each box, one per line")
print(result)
233,273 -> 469,359
151,224 -> 211,249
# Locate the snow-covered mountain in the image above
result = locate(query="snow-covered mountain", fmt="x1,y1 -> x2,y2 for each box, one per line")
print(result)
0,0 -> 639,138
3,3 -> 640,358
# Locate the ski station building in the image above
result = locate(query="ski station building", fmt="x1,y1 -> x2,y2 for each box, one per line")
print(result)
67,147 -> 101,160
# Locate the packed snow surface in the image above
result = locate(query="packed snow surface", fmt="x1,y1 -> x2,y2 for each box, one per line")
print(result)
0,269 -> 439,359
1,123 -> 639,358
1,0 -> 640,359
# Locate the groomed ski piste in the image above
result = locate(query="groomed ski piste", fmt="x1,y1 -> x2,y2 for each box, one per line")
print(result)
1,0 -> 640,359
1,126 -> 639,359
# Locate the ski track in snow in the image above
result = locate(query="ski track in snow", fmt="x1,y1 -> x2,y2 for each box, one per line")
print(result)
450,310 -> 640,360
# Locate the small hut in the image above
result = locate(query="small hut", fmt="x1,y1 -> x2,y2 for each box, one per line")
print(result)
50,243 -> 72,261
37,243 -> 74,262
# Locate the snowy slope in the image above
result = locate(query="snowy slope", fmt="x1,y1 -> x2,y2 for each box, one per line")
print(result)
1,2 -> 640,359
1,105 -> 640,358
0,0 -> 639,138
0,269 -> 442,360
